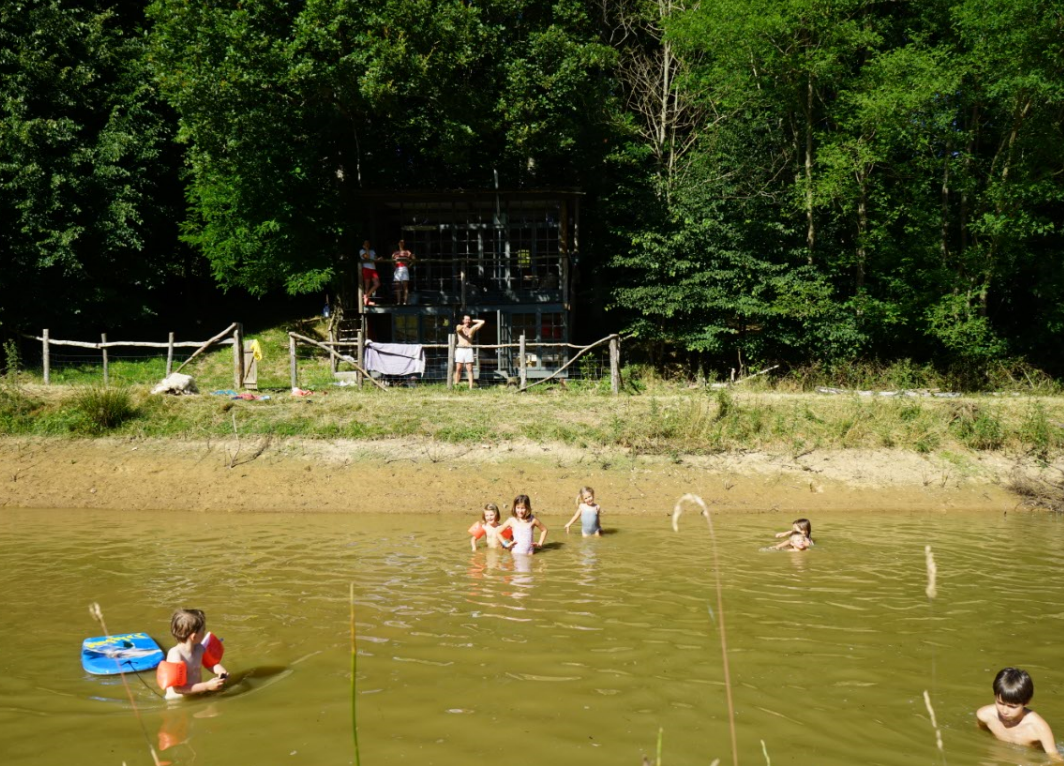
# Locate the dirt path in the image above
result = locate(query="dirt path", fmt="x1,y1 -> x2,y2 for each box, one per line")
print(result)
2,437 -> 1054,515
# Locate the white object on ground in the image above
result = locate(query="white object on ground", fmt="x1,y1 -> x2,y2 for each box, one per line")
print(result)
151,373 -> 198,395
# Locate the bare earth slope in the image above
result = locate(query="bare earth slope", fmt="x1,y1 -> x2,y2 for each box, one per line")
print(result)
2,438 -> 1055,514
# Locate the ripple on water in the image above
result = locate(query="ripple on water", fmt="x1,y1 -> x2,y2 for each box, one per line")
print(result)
0,508 -> 1061,765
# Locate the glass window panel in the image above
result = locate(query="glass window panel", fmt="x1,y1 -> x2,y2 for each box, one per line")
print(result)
394,315 -> 418,343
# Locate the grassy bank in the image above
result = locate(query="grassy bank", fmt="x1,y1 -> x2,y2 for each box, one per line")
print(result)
4,324 -> 1063,460
3,382 -> 1062,460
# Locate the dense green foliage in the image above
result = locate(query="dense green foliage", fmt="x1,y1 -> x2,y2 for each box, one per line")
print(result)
2,0 -> 1062,376
0,0 -> 183,333
606,0 -> 1064,376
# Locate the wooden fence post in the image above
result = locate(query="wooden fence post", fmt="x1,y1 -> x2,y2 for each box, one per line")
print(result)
233,323 -> 245,389
519,333 -> 527,389
166,332 -> 175,376
42,329 -> 50,385
289,333 -> 298,390
329,324 -> 338,374
446,333 -> 456,390
356,329 -> 365,388
609,335 -> 620,395
101,333 -> 109,386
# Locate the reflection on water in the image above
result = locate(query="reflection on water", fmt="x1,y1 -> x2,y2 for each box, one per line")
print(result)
0,508 -> 1062,765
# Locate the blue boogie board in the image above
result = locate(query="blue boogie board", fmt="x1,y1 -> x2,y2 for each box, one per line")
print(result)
82,633 -> 164,675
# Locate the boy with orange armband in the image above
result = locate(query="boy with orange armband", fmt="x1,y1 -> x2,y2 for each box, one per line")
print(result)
156,608 -> 228,699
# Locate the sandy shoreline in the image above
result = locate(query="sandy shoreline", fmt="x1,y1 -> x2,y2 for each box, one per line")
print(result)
2,437 -> 1056,515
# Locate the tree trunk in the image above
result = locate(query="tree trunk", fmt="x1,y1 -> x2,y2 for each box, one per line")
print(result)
804,75 -> 815,262
855,168 -> 867,290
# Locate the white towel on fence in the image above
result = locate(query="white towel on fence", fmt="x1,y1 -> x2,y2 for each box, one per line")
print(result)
363,342 -> 426,376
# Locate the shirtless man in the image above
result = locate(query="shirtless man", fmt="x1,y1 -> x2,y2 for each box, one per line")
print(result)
977,667 -> 1062,761
454,315 -> 485,389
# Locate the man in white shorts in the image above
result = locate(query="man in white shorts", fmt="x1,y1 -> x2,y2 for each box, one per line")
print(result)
455,315 -> 485,389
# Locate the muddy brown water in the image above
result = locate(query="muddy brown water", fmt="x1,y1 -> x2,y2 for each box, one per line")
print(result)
0,508 -> 1062,765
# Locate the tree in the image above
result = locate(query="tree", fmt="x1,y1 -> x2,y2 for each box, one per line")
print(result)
0,0 -> 181,334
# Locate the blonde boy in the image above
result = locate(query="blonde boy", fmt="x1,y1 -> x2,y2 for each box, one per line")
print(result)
977,667 -> 1062,761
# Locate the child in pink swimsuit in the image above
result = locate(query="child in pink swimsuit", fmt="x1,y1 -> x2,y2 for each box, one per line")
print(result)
495,494 -> 548,554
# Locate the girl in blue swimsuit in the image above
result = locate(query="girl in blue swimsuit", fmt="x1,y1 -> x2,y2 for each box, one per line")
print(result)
564,486 -> 603,537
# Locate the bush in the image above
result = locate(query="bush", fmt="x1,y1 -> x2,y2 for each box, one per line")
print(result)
71,386 -> 138,434
949,403 -> 1004,450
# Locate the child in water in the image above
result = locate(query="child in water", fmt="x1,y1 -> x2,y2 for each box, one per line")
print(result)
469,502 -> 510,551
564,486 -> 603,537
495,494 -> 548,554
162,609 -> 228,699
770,518 -> 814,551
977,667 -> 1062,760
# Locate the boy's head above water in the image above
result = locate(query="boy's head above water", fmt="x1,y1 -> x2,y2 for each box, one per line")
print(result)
171,608 -> 207,642
994,667 -> 1034,706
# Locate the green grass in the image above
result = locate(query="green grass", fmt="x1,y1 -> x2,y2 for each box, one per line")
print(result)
7,318 -> 1064,456
5,380 -> 1063,459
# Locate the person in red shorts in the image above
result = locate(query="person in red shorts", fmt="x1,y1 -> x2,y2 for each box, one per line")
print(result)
360,240 -> 379,306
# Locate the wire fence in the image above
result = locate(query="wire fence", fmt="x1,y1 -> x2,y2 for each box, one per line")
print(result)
24,325 -> 243,388
46,350 -> 199,386
291,332 -> 622,392
328,343 -> 614,387
21,326 -> 622,393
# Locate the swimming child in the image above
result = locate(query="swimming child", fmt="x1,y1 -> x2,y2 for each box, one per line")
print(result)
495,494 -> 548,555
564,486 -> 602,537
160,609 -> 228,700
771,518 -> 813,551
977,667 -> 1062,760
469,502 -> 511,551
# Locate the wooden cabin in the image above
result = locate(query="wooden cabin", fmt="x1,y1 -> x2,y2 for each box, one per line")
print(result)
336,190 -> 581,383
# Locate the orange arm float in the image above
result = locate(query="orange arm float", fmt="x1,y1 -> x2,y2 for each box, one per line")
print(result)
156,660 -> 187,690
201,632 -> 225,669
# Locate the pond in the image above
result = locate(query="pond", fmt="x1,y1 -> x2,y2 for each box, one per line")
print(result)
0,507 -> 1061,765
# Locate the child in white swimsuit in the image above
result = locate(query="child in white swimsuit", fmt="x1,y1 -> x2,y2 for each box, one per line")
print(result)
495,494 -> 548,554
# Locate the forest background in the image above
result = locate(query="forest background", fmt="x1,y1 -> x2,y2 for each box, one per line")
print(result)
3,0 -> 1063,385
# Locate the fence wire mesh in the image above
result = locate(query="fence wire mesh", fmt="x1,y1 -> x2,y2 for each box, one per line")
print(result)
316,341 -> 614,389
48,350 -> 197,386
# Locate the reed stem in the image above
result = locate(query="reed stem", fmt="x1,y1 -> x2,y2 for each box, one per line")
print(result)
88,603 -> 162,766
672,494 -> 738,766
350,583 -> 362,766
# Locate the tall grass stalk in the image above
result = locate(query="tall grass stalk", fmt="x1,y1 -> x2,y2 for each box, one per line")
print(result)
923,691 -> 946,760
672,494 -> 738,766
88,603 -> 162,766
923,547 -> 946,763
350,583 -> 362,766
924,546 -> 937,600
